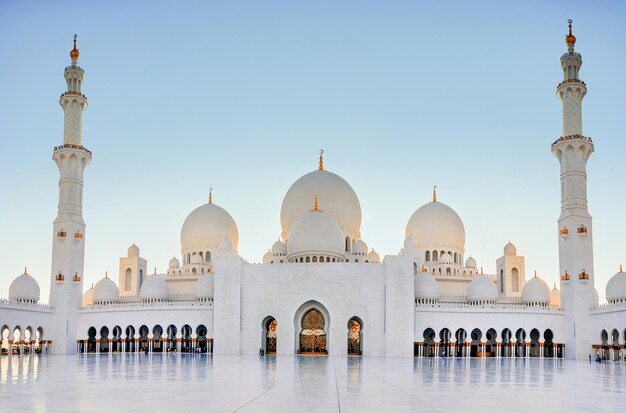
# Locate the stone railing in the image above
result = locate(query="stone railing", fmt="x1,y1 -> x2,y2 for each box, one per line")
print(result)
0,298 -> 54,312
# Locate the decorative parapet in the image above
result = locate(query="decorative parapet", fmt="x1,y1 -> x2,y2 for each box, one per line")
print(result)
0,298 -> 54,312
79,299 -> 213,312
415,300 -> 564,313
590,301 -> 626,313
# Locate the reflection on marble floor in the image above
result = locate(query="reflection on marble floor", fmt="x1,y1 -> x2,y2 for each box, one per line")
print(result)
0,354 -> 624,412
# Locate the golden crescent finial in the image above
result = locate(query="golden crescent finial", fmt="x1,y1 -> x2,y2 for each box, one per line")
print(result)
319,149 -> 324,171
565,19 -> 576,45
70,34 -> 80,59
208,187 -> 213,204
24,266 -> 27,275
433,185 -> 437,202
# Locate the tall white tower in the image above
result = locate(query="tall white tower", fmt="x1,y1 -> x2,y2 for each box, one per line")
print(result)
49,36 -> 92,354
551,21 -> 595,359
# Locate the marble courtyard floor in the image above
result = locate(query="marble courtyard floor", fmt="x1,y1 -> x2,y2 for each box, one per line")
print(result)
0,354 -> 624,412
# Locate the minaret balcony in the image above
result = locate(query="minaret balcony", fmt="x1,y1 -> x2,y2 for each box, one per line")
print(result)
557,79 -> 585,89
53,144 -> 92,156
551,134 -> 593,149
59,91 -> 87,100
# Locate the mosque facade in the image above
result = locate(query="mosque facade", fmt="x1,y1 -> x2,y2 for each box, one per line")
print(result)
1,23 -> 625,361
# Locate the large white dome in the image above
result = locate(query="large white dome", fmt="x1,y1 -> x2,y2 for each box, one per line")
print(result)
92,276 -> 120,303
467,276 -> 497,302
9,270 -> 40,303
405,200 -> 465,251
606,268 -> 626,302
415,272 -> 439,300
287,208 -> 345,260
522,275 -> 550,304
181,202 -> 239,252
139,275 -> 170,301
194,275 -> 214,299
281,169 -> 361,241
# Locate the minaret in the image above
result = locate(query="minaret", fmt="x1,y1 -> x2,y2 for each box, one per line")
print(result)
49,35 -> 92,354
551,20 -> 595,359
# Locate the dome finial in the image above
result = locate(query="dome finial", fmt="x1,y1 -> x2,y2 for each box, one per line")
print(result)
433,185 -> 437,202
310,196 -> 323,212
621,264 -> 623,272
480,266 -> 483,275
70,34 -> 80,59
565,19 -> 576,45
319,149 -> 324,171
208,187 -> 213,204
23,266 -> 27,275
105,271 -> 108,279
534,270 -> 538,278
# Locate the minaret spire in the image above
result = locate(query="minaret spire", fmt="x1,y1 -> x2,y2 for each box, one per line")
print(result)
552,20 -> 595,360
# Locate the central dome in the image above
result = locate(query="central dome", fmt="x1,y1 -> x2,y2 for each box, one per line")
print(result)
281,169 -> 361,241
287,206 -> 345,261
405,200 -> 465,251
181,202 -> 239,253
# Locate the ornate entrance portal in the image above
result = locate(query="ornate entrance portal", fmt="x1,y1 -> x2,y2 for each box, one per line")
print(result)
299,309 -> 327,354
266,319 -> 277,354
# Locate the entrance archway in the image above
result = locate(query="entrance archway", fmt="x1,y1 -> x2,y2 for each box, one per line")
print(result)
347,318 -> 362,356
299,309 -> 327,354
263,318 -> 277,355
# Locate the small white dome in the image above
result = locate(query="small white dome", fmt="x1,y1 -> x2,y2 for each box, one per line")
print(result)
522,275 -> 550,304
606,268 -> 626,302
271,239 -> 287,255
504,242 -> 517,256
467,276 -> 497,302
367,249 -> 380,263
190,254 -> 204,264
9,270 -> 40,302
439,252 -> 453,264
404,235 -> 418,249
181,202 -> 239,253
353,240 -> 368,255
287,207 -> 345,260
415,272 -> 439,300
139,275 -> 170,301
550,284 -> 561,307
405,201 -> 465,251
128,243 -> 140,257
92,276 -> 119,303
194,275 -> 214,299
262,250 -> 272,264
220,236 -> 233,250
169,257 -> 180,268
82,286 -> 94,307
465,256 -> 477,268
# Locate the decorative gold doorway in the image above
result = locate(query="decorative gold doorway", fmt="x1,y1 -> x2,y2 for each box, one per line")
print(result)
299,309 -> 327,354
266,319 -> 277,354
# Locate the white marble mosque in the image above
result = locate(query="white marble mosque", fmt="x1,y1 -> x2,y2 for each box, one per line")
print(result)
1,23 -> 626,363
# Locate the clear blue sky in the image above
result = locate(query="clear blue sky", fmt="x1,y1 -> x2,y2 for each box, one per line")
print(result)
1,0 -> 625,302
